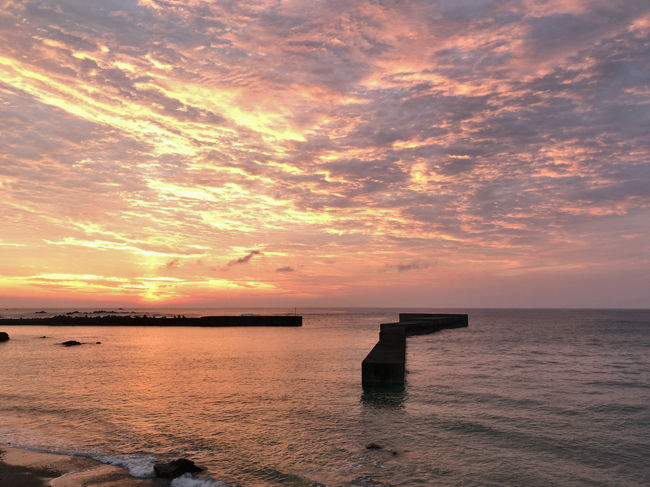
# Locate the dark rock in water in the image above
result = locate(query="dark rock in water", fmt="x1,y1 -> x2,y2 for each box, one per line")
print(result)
61,340 -> 81,346
0,332 -> 9,342
365,442 -> 383,450
154,459 -> 203,478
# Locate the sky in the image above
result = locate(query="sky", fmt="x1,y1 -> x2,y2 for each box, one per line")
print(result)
0,0 -> 649,308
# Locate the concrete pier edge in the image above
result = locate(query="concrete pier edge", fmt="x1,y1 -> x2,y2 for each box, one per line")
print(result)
0,315 -> 303,327
362,313 -> 468,389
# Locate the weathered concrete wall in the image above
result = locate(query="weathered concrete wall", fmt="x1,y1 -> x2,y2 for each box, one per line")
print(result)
362,313 -> 468,389
0,315 -> 302,327
362,325 -> 406,388
396,313 -> 467,335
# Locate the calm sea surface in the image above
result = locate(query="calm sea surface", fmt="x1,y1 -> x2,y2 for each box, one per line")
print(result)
0,308 -> 648,486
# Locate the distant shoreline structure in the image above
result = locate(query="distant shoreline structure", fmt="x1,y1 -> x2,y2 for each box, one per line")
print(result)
0,314 -> 303,327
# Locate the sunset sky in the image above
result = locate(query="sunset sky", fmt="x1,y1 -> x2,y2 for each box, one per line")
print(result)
0,0 -> 648,308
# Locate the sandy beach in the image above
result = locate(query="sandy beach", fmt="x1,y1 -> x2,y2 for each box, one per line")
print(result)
0,446 -> 168,487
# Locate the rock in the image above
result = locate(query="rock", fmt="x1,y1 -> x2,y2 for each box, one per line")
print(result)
61,340 -> 82,346
95,341 -> 101,344
40,336 -> 48,339
0,332 -> 9,342
365,442 -> 383,450
154,459 -> 203,478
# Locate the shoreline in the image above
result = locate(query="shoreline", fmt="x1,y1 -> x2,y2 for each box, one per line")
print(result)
0,446 -> 169,487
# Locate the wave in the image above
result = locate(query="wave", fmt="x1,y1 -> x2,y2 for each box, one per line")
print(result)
91,453 -> 233,486
0,442 -> 231,487
91,453 -> 156,478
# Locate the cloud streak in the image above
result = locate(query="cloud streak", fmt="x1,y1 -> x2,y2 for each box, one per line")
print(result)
227,250 -> 263,267
276,266 -> 295,273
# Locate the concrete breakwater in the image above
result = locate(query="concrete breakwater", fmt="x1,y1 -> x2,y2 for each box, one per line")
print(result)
0,315 -> 303,327
362,313 -> 468,388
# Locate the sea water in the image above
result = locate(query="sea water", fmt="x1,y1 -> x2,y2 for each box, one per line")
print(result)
0,308 -> 648,486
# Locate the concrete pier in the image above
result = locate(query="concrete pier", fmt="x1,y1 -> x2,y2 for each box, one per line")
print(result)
0,315 -> 302,327
395,313 -> 468,335
362,313 -> 468,389
362,324 -> 406,388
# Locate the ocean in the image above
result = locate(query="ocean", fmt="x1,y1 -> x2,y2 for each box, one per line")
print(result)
0,308 -> 648,486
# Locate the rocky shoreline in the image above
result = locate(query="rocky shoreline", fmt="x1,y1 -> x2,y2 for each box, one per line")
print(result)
0,446 -> 169,487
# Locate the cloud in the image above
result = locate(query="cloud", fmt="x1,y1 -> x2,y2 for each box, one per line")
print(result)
383,261 -> 433,273
0,0 -> 648,306
227,250 -> 262,267
276,266 -> 295,273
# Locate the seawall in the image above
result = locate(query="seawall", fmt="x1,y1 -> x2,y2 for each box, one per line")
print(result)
0,315 -> 303,327
362,313 -> 468,388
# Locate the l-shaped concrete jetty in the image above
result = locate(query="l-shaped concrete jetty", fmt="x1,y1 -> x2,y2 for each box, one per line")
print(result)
362,313 -> 468,388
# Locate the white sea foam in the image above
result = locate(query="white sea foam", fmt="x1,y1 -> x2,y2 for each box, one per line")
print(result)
170,473 -> 231,487
91,453 -> 156,478
92,455 -> 231,487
